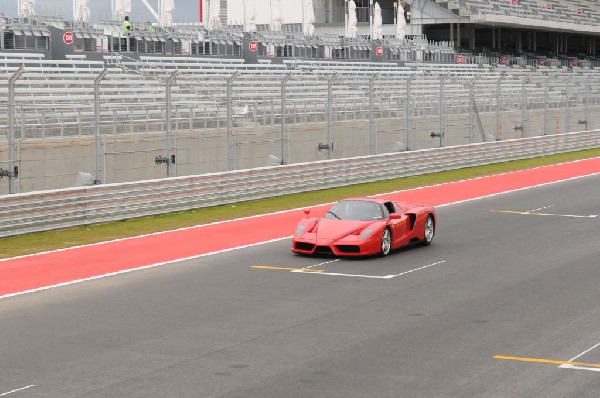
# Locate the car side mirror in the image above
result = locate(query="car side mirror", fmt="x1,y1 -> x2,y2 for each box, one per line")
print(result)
389,213 -> 402,220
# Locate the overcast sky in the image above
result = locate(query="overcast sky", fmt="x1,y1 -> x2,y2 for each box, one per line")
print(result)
0,1 -> 302,24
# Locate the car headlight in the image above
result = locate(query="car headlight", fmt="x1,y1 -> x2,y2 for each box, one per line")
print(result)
296,225 -> 306,236
359,229 -> 373,240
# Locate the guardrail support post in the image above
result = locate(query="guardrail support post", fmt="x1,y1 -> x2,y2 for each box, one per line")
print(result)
368,73 -> 379,155
94,68 -> 108,184
327,74 -> 337,160
281,72 -> 292,165
227,72 -> 240,171
166,70 -> 179,178
8,67 -> 25,194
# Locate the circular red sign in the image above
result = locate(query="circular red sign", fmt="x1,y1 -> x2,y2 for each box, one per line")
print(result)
249,41 -> 257,52
456,55 -> 464,64
500,57 -> 507,65
63,31 -> 74,45
376,47 -> 383,56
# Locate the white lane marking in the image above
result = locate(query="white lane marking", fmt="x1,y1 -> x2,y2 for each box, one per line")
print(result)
568,342 -> 600,362
559,342 -> 600,372
292,261 -> 446,279
3,157 -> 599,264
305,259 -> 340,270
494,210 -> 598,219
0,236 -> 293,301
541,213 -> 597,218
530,205 -> 555,212
559,364 -> 600,372
0,385 -> 35,396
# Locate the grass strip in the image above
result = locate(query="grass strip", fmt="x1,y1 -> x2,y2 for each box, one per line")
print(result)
1,148 -> 599,260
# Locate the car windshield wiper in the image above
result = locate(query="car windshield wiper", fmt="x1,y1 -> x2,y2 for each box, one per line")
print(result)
326,210 -> 341,220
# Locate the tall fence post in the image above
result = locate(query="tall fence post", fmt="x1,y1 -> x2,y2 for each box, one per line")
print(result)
585,75 -> 590,131
227,72 -> 240,171
405,74 -> 416,150
166,70 -> 179,178
8,67 -> 25,194
467,77 -> 476,144
565,75 -> 572,134
543,74 -> 550,135
281,72 -> 292,164
327,74 -> 337,160
369,73 -> 379,155
496,72 -> 506,141
94,68 -> 108,184
439,75 -> 448,147
521,77 -> 529,138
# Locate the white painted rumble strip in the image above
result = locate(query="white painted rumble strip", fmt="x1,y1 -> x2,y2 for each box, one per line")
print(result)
0,385 -> 35,396
559,342 -> 600,372
292,261 -> 446,279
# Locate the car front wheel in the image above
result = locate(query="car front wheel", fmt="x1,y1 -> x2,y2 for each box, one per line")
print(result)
422,215 -> 435,246
380,228 -> 391,256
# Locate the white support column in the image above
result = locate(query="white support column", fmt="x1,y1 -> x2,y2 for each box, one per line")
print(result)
140,0 -> 160,21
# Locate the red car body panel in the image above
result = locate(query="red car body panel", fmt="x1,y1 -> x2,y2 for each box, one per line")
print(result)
292,197 -> 436,257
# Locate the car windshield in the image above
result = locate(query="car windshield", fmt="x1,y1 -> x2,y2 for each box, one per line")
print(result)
325,200 -> 384,221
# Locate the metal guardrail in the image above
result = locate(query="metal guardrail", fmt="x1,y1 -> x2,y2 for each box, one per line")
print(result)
1,130 -> 599,238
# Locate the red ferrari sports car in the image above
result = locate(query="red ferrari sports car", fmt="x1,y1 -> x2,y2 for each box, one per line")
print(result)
292,197 -> 435,257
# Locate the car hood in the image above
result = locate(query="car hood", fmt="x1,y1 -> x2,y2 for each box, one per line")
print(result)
315,219 -> 374,240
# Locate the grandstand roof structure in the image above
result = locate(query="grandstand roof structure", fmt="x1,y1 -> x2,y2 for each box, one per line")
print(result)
0,0 -> 599,67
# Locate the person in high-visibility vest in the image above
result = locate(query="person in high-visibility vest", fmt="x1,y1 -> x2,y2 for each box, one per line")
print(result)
123,16 -> 132,36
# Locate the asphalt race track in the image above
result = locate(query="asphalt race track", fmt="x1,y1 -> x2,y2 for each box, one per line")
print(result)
1,174 -> 599,397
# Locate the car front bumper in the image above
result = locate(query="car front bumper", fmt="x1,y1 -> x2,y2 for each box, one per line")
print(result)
292,238 -> 381,257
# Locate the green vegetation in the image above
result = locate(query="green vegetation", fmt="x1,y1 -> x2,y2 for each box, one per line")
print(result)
1,148 -> 599,260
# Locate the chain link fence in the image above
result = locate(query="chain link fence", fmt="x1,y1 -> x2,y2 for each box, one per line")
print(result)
1,65 -> 600,195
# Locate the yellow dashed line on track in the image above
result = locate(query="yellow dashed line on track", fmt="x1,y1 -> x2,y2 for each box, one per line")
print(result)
494,355 -> 600,369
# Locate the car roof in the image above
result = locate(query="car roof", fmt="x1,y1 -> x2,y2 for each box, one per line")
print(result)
339,197 -> 388,204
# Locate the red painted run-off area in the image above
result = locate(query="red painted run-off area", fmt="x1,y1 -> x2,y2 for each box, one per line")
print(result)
2,158 -> 600,297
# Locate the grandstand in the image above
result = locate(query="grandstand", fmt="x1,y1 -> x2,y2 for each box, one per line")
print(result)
422,0 -> 600,58
1,0 -> 600,194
